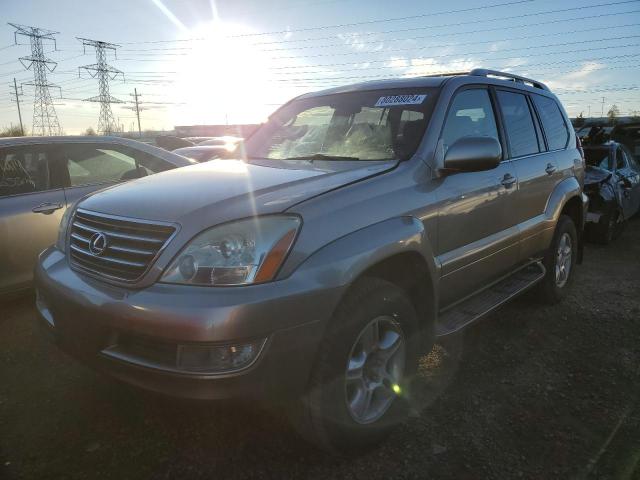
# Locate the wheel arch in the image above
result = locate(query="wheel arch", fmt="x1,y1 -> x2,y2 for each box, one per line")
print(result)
294,216 -> 438,345
546,176 -> 588,263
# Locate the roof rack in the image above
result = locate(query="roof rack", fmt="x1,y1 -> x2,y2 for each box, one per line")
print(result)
469,68 -> 549,91
420,71 -> 470,78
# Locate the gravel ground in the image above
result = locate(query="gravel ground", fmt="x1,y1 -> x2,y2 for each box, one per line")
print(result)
1,219 -> 639,480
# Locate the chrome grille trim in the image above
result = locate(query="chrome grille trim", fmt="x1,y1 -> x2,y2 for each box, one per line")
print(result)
68,208 -> 178,283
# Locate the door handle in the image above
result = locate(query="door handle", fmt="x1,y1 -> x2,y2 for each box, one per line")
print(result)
501,173 -> 517,188
545,163 -> 557,175
32,202 -> 63,215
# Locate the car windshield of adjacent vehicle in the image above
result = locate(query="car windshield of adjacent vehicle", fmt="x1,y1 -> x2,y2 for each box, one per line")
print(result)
244,89 -> 437,162
585,147 -> 613,171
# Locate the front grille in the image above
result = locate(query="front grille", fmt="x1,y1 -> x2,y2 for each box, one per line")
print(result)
68,209 -> 176,282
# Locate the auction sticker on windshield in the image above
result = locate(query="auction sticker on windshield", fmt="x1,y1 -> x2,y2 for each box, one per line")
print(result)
374,94 -> 427,107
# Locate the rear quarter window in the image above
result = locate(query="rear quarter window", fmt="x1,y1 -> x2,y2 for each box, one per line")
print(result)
532,95 -> 570,150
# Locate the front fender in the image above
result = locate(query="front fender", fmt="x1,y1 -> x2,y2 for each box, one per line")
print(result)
292,215 -> 438,304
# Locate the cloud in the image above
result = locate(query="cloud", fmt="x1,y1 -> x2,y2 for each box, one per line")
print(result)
385,56 -> 480,77
542,62 -> 607,91
338,32 -> 384,53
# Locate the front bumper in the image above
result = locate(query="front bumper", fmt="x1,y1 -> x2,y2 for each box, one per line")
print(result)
35,247 -> 343,401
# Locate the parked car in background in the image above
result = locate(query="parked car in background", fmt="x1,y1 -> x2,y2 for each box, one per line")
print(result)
184,136 -> 217,144
0,136 -> 195,297
173,145 -> 233,162
35,69 -> 586,452
583,141 -> 640,243
611,122 -> 640,161
155,135 -> 194,151
199,136 -> 243,148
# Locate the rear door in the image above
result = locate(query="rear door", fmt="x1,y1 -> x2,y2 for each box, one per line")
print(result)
0,145 -> 66,294
497,90 -> 567,261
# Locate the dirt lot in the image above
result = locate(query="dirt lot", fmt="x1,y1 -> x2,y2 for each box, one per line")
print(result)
1,219 -> 639,480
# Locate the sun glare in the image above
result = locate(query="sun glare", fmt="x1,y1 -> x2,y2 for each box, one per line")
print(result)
168,22 -> 294,127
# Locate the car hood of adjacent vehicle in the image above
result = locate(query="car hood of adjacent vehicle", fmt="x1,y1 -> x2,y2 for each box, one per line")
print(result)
79,158 -> 397,225
584,165 -> 613,186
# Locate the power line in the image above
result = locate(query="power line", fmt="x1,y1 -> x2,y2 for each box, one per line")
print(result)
264,41 -> 640,74
118,8 -> 640,55
113,34 -> 640,69
259,9 -> 640,52
113,0 -> 639,47
117,21 -> 640,60
117,0 -> 538,44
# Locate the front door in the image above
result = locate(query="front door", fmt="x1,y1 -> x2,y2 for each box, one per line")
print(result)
0,145 -> 66,294
435,87 -> 518,307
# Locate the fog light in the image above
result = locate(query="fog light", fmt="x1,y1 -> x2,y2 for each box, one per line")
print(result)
177,340 -> 265,373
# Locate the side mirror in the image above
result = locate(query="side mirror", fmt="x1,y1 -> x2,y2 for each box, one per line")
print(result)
443,136 -> 502,172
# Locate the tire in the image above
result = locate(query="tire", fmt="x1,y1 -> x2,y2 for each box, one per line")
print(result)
592,207 -> 623,245
292,277 -> 424,453
538,214 -> 578,304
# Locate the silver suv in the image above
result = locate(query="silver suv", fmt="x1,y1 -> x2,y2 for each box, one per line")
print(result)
35,69 -> 587,451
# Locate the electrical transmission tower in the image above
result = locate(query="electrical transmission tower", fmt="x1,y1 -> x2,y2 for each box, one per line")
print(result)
77,38 -> 124,135
9,23 -> 62,136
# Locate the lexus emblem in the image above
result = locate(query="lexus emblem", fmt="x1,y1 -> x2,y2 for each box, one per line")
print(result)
88,232 -> 108,256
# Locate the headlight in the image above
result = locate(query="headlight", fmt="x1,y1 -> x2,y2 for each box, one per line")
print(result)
55,206 -> 75,251
161,215 -> 300,286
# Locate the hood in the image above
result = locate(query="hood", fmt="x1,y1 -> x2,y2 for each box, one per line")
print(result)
584,165 -> 612,186
79,158 -> 396,225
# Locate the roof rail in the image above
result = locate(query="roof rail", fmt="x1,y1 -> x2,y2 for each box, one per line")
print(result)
420,71 -> 469,78
469,68 -> 550,91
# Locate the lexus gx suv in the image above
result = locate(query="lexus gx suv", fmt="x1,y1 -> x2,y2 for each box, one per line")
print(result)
35,69 -> 587,451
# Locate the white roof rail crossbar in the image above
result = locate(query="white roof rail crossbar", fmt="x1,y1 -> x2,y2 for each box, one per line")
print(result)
469,68 -> 549,91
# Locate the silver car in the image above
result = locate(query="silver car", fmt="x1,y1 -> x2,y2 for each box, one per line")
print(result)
0,136 -> 195,296
35,70 -> 587,451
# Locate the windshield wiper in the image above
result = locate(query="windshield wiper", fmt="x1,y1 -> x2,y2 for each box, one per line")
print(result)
281,153 -> 361,162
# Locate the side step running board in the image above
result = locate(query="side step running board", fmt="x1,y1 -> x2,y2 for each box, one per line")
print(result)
436,261 -> 546,336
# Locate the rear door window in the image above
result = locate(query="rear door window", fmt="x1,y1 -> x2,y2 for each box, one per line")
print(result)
496,90 -> 540,158
532,95 -> 570,150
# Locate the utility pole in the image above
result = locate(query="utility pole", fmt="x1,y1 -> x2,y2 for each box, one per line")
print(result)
77,37 -> 124,135
601,97 -> 605,118
11,78 -> 24,135
587,105 -> 591,118
9,23 -> 62,136
130,88 -> 142,137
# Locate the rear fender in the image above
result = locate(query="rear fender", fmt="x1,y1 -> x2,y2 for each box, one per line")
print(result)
546,176 -> 587,263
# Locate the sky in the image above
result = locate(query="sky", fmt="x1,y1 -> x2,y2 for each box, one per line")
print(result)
1,0 -> 639,135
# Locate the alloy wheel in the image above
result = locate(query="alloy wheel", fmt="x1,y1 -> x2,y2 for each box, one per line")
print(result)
344,315 -> 406,424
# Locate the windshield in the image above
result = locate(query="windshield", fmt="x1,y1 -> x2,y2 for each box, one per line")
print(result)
585,148 -> 612,171
244,89 -> 437,162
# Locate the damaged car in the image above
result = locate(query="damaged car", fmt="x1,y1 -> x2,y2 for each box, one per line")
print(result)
583,141 -> 640,243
